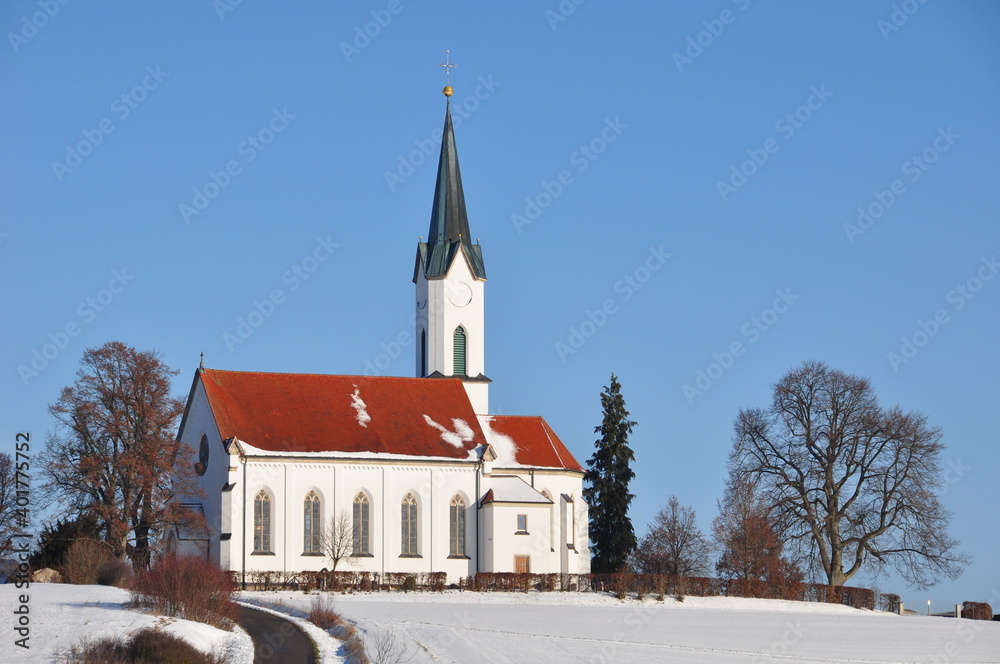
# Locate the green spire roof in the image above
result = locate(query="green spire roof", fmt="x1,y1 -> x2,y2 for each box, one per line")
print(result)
414,100 -> 486,281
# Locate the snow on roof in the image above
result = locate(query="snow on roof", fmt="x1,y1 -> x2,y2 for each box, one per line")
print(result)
480,475 -> 553,505
478,415 -> 583,472
350,385 -> 371,428
423,415 -> 475,449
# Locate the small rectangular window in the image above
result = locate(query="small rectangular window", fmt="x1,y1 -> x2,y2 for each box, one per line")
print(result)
514,555 -> 530,574
516,514 -> 527,533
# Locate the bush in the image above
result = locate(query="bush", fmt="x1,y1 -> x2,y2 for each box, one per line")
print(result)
64,626 -> 224,664
880,593 -> 901,613
62,539 -> 112,585
962,601 -> 993,621
96,557 -> 132,587
308,594 -> 341,630
130,556 -> 238,629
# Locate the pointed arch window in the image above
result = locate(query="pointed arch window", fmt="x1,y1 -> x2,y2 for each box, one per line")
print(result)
253,490 -> 271,553
401,493 -> 418,556
453,326 -> 467,376
353,493 -> 370,555
449,495 -> 466,557
420,329 -> 427,377
303,491 -> 321,554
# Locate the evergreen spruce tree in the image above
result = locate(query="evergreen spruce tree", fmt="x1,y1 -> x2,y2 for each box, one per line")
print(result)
583,373 -> 637,573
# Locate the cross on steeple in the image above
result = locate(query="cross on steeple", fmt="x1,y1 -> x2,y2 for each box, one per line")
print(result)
438,49 -> 456,87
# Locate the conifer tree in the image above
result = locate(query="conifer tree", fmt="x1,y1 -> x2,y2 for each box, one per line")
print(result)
583,373 -> 637,573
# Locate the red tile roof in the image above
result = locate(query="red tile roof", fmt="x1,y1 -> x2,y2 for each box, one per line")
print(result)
485,415 -> 584,473
195,369 -> 582,471
200,370 -> 483,459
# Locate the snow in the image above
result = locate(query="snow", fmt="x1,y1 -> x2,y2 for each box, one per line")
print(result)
0,583 -> 252,663
486,475 -> 552,503
240,589 -> 1000,664
478,415 -> 520,466
423,414 -> 475,449
8,583 -> 1000,664
350,386 -> 371,428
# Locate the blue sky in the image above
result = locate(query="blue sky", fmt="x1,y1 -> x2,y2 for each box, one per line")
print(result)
2,2 -> 998,608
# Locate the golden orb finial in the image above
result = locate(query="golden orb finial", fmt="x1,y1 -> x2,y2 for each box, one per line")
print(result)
439,50 -> 456,97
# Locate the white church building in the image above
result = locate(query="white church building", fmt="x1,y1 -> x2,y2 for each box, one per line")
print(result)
172,86 -> 590,584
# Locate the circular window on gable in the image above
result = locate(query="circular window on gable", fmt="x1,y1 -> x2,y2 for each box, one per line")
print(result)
195,434 -> 209,476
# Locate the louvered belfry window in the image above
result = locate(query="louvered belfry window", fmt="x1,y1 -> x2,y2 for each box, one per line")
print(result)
453,326 -> 467,376
420,329 -> 427,377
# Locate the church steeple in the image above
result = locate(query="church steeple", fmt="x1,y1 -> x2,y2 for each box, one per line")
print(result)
415,99 -> 486,281
414,74 -> 490,414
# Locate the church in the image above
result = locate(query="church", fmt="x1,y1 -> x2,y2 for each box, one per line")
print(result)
172,83 -> 591,584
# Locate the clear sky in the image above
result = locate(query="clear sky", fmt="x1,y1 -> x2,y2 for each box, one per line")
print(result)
2,2 -> 997,609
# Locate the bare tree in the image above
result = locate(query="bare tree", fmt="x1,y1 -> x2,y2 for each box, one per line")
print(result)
0,454 -> 18,553
322,509 -> 357,572
41,341 -> 201,569
730,360 -> 968,588
631,495 -> 711,577
363,626 -> 416,664
713,474 -> 800,584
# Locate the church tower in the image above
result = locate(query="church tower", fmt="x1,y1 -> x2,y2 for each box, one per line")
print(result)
413,84 -> 490,414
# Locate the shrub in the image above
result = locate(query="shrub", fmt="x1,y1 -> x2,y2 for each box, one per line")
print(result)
308,593 -> 341,630
962,601 -> 993,621
64,626 -> 224,664
62,538 -> 112,585
428,572 -> 446,592
96,557 -> 132,587
611,571 -> 631,600
130,556 -> 238,629
880,593 -> 901,614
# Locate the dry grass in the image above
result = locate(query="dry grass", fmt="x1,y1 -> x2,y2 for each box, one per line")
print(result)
63,627 -> 224,664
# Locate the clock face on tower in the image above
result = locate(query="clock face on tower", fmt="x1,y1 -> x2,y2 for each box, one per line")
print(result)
447,282 -> 473,307
196,434 -> 209,476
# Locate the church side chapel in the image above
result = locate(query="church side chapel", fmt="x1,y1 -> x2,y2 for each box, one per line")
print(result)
171,73 -> 591,584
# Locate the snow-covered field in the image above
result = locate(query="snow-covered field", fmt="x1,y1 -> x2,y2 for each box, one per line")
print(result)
0,583 -> 252,663
248,589 -> 1000,664
4,584 -> 999,663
